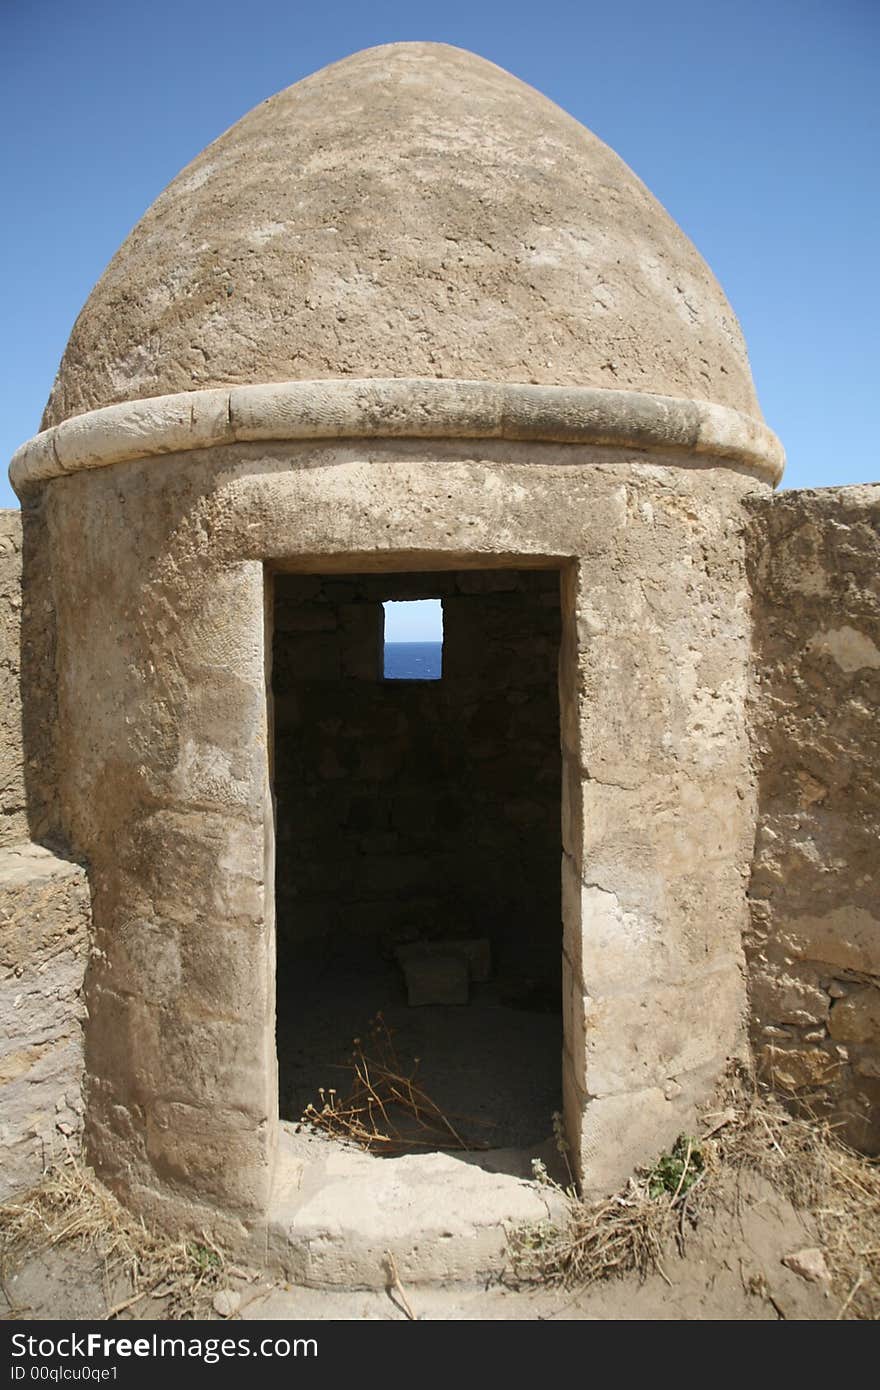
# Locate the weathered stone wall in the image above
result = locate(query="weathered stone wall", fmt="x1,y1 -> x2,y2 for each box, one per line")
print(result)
0,507 -> 89,1195
746,485 -> 880,1151
272,569 -> 561,980
0,842 -> 90,1198
0,511 -> 26,847
35,437 -> 759,1237
18,503 -> 63,847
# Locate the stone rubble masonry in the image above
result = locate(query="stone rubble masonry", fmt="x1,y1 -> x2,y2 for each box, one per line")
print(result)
0,511 -> 26,847
746,485 -> 880,1152
0,841 -> 90,1199
0,509 -> 89,1198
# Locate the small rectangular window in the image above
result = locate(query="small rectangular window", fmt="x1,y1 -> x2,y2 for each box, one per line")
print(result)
383,599 -> 443,680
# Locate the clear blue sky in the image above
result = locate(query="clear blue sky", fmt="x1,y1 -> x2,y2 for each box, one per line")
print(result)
384,600 -> 444,643
2,0 -> 878,511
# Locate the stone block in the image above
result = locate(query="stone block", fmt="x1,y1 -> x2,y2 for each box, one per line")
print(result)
576,1083 -> 697,1200
781,907 -> 880,977
828,988 -> 880,1046
578,878 -> 671,995
146,1100 -> 272,1215
749,966 -> 830,1027
267,1142 -> 564,1286
339,602 -> 382,680
456,570 -> 520,594
396,937 -> 491,986
583,965 -> 743,1097
114,809 -> 265,930
398,951 -> 469,1006
274,603 -> 337,633
758,1044 -> 842,1092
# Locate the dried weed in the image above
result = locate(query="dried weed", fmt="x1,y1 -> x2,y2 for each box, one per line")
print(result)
0,1148 -> 252,1321
512,1072 -> 880,1319
301,1013 -> 492,1154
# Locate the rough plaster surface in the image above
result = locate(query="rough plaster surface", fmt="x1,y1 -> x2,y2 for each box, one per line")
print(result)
0,512 -> 26,847
32,435 -> 760,1245
0,842 -> 90,1199
41,43 -> 762,428
746,485 -> 880,1151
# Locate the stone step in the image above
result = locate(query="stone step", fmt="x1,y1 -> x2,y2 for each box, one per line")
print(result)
267,1126 -> 565,1287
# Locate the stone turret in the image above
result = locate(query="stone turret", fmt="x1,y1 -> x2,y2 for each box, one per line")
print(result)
25,47 -> 880,1287
43,43 -> 762,428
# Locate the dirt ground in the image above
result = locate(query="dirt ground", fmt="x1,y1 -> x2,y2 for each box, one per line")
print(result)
0,1168 -> 839,1321
277,959 -> 562,1151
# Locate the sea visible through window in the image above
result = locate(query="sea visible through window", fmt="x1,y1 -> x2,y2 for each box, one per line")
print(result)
383,599 -> 443,680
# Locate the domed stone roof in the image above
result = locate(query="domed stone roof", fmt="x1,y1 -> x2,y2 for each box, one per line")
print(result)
41,42 -> 762,429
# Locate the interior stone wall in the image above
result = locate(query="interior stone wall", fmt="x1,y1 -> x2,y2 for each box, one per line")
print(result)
272,569 -> 561,990
746,485 -> 880,1151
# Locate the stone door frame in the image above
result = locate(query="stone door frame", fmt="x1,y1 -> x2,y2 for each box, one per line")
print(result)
262,552 -> 583,1177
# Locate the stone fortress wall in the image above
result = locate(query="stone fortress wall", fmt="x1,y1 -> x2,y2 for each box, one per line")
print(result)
746,485 -> 880,1151
0,511 -> 25,847
0,509 -> 90,1200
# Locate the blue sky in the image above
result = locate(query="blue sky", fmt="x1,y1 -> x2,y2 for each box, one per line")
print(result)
2,0 -> 878,510
384,599 -> 444,643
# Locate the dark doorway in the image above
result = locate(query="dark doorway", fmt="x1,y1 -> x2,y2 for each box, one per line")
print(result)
272,568 -> 563,1153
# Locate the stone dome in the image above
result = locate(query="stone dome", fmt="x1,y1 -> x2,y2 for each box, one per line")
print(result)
42,42 -> 762,429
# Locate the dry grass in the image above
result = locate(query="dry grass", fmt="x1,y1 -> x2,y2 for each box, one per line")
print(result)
716,1078 -> 880,1320
0,1150 -> 252,1321
301,1013 -> 492,1154
510,1180 -> 674,1289
510,1127 -> 708,1291
3,1073 -> 876,1320
512,1073 -> 880,1319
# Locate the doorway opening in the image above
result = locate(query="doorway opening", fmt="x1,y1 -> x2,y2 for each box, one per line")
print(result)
272,568 -> 563,1156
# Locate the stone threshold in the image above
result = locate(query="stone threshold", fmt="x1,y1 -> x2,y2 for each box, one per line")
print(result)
266,1122 -> 567,1287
